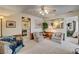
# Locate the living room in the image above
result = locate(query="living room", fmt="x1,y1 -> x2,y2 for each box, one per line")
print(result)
0,5 -> 78,54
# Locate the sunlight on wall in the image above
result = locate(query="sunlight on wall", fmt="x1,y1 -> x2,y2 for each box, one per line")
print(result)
53,20 -> 60,28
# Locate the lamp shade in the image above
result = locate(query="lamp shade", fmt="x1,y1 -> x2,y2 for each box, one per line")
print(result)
0,16 -> 4,19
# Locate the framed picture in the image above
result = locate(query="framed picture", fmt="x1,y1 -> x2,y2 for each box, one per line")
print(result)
6,21 -> 16,28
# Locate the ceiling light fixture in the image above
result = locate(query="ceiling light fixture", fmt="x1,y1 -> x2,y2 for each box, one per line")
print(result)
40,6 -> 49,16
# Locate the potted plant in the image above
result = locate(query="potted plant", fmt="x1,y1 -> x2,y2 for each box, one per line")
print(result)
42,21 -> 48,31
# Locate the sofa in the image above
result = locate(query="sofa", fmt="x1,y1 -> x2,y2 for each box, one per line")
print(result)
0,35 -> 24,54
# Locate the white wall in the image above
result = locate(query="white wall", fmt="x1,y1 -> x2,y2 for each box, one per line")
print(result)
2,13 -> 43,36
20,13 -> 43,33
3,14 -> 22,36
64,16 -> 78,41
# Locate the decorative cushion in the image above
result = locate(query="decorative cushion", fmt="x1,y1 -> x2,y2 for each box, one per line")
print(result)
0,35 -> 24,54
1,36 -> 16,43
72,32 -> 78,38
52,32 -> 63,40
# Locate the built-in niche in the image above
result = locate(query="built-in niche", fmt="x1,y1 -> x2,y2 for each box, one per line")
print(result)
22,16 -> 31,37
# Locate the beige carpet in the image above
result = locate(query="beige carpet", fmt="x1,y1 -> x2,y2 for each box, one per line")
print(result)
18,39 -> 73,54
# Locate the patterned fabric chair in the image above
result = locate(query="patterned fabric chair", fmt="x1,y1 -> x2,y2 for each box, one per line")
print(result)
33,32 -> 44,42
51,32 -> 64,43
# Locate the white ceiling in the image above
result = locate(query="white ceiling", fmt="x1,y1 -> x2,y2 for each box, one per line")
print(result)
0,5 -> 79,17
